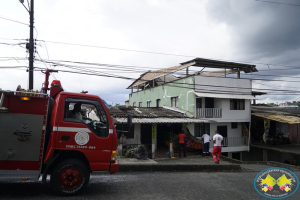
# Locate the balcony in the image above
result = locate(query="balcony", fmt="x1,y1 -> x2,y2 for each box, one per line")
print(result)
209,136 -> 249,152
196,108 -> 222,118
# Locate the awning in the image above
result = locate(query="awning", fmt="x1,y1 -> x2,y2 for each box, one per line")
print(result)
194,92 -> 255,100
252,113 -> 300,124
114,118 -> 212,124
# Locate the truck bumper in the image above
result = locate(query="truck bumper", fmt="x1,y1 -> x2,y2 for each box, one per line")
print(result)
109,159 -> 119,174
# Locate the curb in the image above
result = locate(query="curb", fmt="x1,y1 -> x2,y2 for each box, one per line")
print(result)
267,161 -> 300,170
119,164 -> 241,172
220,156 -> 267,165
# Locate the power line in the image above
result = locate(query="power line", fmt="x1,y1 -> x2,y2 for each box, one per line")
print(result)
34,59 -> 300,86
0,66 -> 27,68
38,40 -> 300,72
0,42 -> 27,46
37,59 -> 300,82
38,40 -> 197,58
0,16 -> 29,26
28,63 -> 300,95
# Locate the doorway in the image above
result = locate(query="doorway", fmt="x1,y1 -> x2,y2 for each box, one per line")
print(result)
217,125 -> 228,154
217,125 -> 227,138
141,124 -> 152,146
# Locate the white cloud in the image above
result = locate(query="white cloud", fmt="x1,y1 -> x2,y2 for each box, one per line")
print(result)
1,0 -> 299,104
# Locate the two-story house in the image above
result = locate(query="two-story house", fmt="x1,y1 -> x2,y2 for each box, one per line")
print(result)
127,58 -> 258,159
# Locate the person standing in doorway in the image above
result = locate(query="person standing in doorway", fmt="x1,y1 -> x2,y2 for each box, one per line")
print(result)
178,130 -> 187,158
212,130 -> 223,164
202,133 -> 211,156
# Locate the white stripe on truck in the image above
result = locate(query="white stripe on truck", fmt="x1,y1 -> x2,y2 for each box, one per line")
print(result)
53,126 -> 91,133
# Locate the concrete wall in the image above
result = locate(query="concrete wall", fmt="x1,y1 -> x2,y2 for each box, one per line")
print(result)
203,99 -> 251,123
129,76 -> 195,114
195,76 -> 252,94
125,124 -> 141,145
242,146 -> 300,164
209,122 -> 243,138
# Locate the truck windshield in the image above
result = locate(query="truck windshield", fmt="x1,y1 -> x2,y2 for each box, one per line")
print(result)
64,100 -> 108,138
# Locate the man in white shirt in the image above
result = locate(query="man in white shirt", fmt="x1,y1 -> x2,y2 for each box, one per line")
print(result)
201,133 -> 211,156
212,130 -> 223,164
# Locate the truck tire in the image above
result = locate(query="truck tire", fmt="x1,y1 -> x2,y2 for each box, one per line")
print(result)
50,159 -> 90,195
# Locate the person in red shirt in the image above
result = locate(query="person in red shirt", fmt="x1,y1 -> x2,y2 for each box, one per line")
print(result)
178,131 -> 187,158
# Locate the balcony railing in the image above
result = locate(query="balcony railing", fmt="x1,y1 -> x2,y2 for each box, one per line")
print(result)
196,108 -> 222,118
210,136 -> 249,147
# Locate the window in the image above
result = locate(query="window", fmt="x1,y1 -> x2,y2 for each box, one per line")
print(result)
194,123 -> 210,137
116,124 -> 134,139
147,101 -> 151,107
171,97 -> 178,107
133,102 -> 136,107
156,99 -> 161,107
64,98 -> 108,138
196,98 -> 202,108
230,99 -> 245,110
231,122 -> 238,129
139,102 -> 142,107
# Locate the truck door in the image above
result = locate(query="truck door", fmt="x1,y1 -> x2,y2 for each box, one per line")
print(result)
55,97 -> 112,170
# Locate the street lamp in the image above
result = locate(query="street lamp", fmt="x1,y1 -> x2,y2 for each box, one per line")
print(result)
19,0 -> 34,90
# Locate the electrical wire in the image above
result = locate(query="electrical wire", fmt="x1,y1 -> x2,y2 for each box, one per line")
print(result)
39,39 -> 300,72
0,16 -> 29,26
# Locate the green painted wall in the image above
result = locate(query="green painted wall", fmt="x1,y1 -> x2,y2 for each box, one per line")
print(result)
129,76 -> 195,115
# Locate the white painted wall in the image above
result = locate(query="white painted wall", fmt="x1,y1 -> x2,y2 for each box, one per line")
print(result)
125,124 -> 141,145
203,99 -> 251,122
195,76 -> 252,94
209,122 -> 242,138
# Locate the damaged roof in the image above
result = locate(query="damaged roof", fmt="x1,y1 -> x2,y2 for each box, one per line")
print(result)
109,106 -> 184,118
127,57 -> 257,89
109,106 -> 213,124
127,61 -> 195,89
181,58 -> 257,73
252,106 -> 300,116
252,105 -> 300,124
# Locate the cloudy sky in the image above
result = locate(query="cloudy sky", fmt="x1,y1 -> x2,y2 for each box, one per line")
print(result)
1,0 -> 300,104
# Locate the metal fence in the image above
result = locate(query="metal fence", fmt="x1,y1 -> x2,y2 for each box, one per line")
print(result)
196,108 -> 222,118
210,136 -> 249,147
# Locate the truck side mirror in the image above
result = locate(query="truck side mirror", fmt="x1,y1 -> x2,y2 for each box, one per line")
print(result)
127,114 -> 132,130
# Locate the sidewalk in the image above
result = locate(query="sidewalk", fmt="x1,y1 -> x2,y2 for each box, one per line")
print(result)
118,155 -> 241,172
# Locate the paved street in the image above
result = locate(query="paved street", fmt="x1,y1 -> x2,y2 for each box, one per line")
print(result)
1,170 -> 300,200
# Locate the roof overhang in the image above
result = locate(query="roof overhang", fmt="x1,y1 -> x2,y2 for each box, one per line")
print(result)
113,117 -> 212,124
252,113 -> 300,124
195,92 -> 255,100
181,58 -> 257,73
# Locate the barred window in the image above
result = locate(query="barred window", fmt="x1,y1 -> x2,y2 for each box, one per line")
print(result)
194,123 -> 210,137
230,99 -> 245,110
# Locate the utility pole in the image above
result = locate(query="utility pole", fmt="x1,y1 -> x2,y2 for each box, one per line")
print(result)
28,0 -> 34,89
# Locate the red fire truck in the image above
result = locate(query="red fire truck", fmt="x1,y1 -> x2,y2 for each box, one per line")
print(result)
0,69 -> 127,195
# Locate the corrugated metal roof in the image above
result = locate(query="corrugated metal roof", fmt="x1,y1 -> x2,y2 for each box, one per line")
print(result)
252,106 -> 300,116
127,62 -> 195,89
194,92 -> 255,100
252,113 -> 300,124
114,117 -> 211,124
181,58 -> 257,73
109,107 -> 184,118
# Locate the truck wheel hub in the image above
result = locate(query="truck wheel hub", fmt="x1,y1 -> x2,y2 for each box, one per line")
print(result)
59,167 -> 82,189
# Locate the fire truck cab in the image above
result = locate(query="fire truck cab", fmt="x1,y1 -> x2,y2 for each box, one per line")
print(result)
0,77 -> 122,195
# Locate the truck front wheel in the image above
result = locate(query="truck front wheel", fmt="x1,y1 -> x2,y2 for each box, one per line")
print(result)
50,159 -> 90,195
